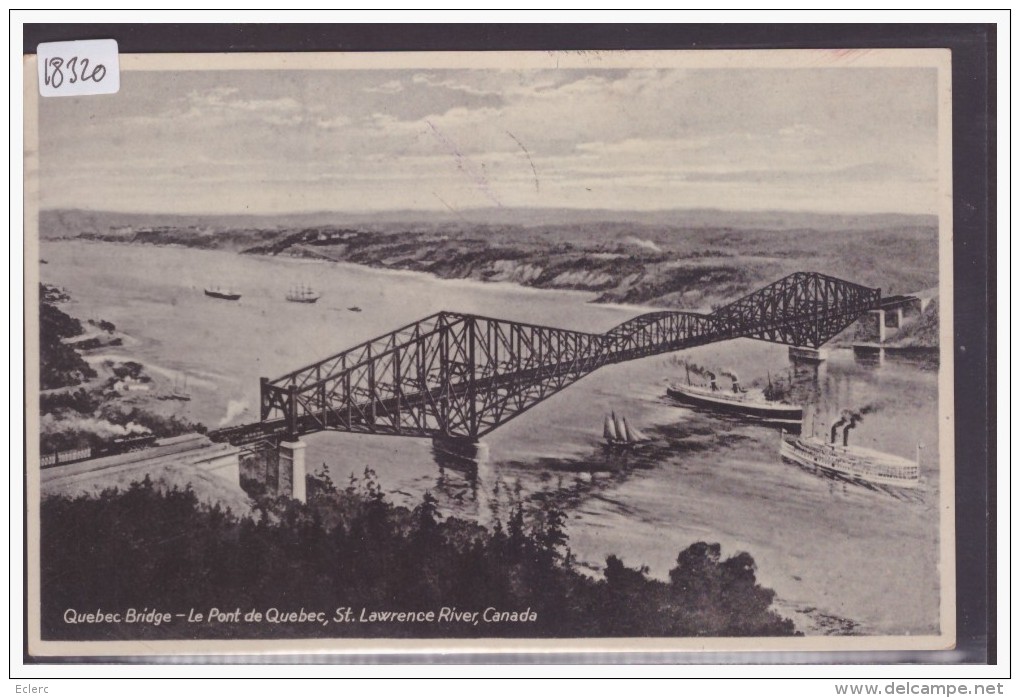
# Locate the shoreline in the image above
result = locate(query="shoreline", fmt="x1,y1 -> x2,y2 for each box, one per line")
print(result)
59,212 -> 940,324
55,231 -> 940,348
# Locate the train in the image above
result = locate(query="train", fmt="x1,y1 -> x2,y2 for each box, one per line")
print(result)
95,433 -> 158,457
41,433 -> 158,468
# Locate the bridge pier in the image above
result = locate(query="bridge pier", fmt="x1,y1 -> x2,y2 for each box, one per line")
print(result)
789,346 -> 829,364
874,309 -> 887,343
868,307 -> 904,344
239,438 -> 307,502
278,439 -> 307,503
431,435 -> 489,468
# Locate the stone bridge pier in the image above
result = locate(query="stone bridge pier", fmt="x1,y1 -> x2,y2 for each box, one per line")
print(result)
239,438 -> 307,502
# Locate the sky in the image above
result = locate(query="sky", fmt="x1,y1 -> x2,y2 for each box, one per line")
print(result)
34,65 -> 940,215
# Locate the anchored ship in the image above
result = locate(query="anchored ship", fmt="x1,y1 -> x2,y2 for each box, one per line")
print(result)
286,283 -> 321,304
667,371 -> 803,421
603,411 -> 651,449
204,286 -> 241,301
779,416 -> 921,489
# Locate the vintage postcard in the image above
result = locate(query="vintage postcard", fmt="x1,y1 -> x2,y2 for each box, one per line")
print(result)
25,48 -> 955,658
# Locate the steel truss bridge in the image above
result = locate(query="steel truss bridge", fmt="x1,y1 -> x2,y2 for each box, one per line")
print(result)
213,272 -> 880,445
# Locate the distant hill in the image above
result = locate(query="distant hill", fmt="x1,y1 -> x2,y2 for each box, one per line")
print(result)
38,207 -> 936,240
38,205 -> 939,309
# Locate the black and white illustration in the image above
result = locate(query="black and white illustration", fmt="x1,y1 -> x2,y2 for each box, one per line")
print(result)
26,50 -> 953,654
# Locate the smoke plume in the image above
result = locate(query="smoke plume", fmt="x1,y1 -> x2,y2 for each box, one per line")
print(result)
218,399 -> 251,427
622,236 -> 662,253
841,402 -> 881,424
41,414 -> 151,438
672,357 -> 713,378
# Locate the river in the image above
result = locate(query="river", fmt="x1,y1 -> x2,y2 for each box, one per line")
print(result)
39,239 -> 942,636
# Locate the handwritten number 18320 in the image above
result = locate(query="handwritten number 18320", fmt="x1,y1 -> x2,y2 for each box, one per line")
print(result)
43,56 -> 107,89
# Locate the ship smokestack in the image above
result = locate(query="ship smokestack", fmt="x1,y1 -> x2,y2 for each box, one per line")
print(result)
830,417 -> 846,444
720,370 -> 740,392
842,418 -> 858,447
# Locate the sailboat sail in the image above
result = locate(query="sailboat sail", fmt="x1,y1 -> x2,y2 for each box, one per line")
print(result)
604,410 -> 651,446
619,416 -> 634,443
613,413 -> 627,442
287,283 -> 320,303
627,423 -> 650,442
603,415 -> 617,441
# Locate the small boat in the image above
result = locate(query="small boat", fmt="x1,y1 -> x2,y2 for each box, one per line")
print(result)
286,283 -> 321,304
603,411 -> 651,449
779,419 -> 921,489
667,371 -> 802,421
204,286 -> 241,301
348,306 -> 362,313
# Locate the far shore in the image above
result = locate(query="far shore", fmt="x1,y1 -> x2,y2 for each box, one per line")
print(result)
40,206 -> 940,316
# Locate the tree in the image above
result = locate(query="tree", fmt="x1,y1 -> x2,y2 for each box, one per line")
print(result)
411,490 -> 441,540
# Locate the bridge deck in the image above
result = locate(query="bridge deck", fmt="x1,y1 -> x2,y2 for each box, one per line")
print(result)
210,271 -> 880,444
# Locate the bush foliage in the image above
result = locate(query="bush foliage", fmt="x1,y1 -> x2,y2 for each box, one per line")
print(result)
42,469 -> 797,640
40,293 -> 96,390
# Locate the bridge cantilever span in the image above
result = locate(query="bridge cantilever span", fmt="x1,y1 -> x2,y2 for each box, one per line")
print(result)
231,271 -> 879,444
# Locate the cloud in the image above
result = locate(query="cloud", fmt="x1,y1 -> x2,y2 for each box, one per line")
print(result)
778,123 -> 826,140
364,79 -> 404,94
37,66 -> 940,215
176,89 -> 308,127
411,73 -> 499,96
575,137 -> 717,157
315,114 -> 350,130
188,88 -> 302,114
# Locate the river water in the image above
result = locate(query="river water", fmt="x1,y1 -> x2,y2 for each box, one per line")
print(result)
40,239 -> 943,636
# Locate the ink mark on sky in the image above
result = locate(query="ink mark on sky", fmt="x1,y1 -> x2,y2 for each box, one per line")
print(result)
425,119 -> 503,207
432,192 -> 470,223
507,130 -> 540,193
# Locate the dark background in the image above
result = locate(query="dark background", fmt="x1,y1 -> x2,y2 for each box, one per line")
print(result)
22,22 -> 996,666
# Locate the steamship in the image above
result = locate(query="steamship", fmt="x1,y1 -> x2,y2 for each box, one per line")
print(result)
779,417 -> 921,489
204,286 -> 242,301
667,372 -> 803,421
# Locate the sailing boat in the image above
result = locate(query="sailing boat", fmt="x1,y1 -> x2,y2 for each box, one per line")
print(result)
286,283 -> 321,304
603,411 -> 651,449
